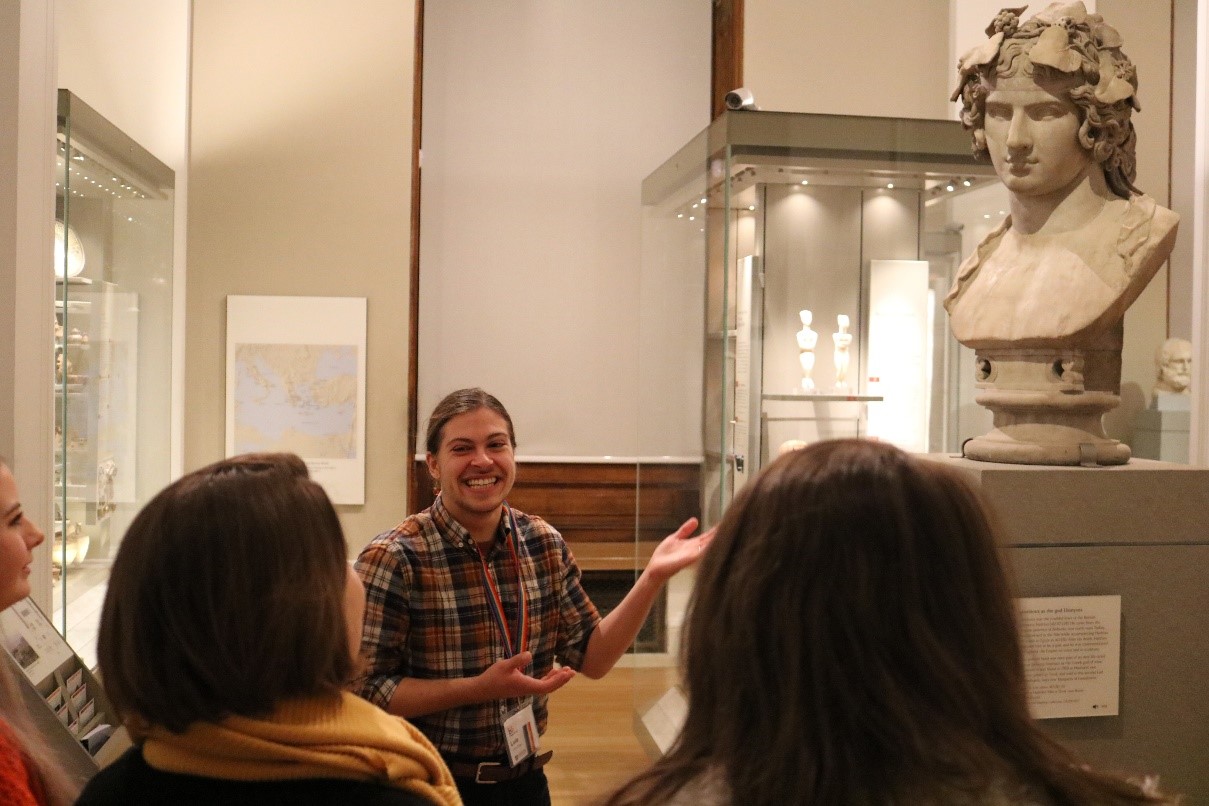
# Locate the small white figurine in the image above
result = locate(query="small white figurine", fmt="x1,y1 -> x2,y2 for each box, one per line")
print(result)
833,314 -> 853,393
796,309 -> 818,392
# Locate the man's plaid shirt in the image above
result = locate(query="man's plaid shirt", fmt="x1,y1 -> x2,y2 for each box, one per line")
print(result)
354,495 -> 601,758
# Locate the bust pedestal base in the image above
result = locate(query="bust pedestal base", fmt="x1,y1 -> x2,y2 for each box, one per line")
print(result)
965,389 -> 1127,466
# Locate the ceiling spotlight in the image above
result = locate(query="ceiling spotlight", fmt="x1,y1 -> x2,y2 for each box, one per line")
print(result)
800,179 -> 809,185
748,205 -> 756,211
962,178 -> 972,187
886,183 -> 894,189
945,183 -> 955,192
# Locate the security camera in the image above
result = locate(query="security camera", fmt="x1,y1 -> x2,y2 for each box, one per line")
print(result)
724,88 -> 758,111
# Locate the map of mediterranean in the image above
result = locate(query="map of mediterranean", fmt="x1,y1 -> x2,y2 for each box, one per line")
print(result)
233,344 -> 358,459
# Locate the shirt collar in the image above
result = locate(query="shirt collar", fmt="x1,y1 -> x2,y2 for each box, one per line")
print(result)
431,494 -> 506,554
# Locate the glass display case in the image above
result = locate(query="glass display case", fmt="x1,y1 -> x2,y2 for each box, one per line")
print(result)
632,110 -> 1005,753
54,91 -> 174,666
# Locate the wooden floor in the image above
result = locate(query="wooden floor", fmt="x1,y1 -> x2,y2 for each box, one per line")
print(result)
543,666 -> 678,805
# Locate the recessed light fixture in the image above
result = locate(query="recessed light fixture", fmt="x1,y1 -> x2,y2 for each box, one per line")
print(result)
886,183 -> 894,189
700,197 -> 707,204
800,180 -> 809,185
748,205 -> 755,211
962,179 -> 972,187
945,183 -> 955,192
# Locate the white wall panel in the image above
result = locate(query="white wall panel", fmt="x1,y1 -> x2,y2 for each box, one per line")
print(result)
419,2 -> 711,458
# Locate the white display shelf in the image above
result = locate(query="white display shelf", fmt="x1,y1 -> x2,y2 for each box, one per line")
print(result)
762,393 -> 883,402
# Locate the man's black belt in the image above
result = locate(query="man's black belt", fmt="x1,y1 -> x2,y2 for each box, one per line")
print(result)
444,750 -> 553,784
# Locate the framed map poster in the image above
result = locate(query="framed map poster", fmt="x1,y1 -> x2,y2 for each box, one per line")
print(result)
225,296 -> 367,504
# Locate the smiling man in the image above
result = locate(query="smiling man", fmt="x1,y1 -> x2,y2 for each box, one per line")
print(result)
355,388 -> 711,806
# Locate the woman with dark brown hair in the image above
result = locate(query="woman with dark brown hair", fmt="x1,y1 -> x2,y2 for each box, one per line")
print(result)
604,439 -> 1176,806
75,453 -> 460,806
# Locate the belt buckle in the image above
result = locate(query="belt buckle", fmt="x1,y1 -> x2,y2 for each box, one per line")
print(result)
475,761 -> 503,784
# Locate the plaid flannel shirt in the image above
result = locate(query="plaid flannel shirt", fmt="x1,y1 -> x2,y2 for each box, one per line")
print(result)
354,496 -> 601,758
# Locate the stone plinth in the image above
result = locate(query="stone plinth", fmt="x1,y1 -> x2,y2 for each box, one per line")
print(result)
923,455 -> 1209,802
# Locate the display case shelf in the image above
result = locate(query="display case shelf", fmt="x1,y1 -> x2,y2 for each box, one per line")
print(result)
761,393 -> 883,402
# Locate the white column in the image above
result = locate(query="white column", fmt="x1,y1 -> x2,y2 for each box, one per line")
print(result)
1190,0 -> 1209,466
1,0 -> 58,610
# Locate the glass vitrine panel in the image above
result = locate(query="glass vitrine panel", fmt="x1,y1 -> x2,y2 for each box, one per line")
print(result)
54,90 -> 174,667
632,110 -> 1004,752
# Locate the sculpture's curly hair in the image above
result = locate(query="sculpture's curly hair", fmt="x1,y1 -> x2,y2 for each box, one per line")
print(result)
954,13 -> 1140,199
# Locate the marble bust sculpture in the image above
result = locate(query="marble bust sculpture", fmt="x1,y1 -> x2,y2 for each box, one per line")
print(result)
1153,337 -> 1192,397
943,2 -> 1178,465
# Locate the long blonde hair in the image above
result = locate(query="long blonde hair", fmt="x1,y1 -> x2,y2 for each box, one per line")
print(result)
0,653 -> 84,805
1,457 -> 83,804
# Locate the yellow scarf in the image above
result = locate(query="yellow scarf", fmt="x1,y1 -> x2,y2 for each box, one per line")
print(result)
141,692 -> 460,806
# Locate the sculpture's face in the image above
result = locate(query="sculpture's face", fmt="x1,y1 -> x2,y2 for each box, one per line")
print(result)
982,71 -> 1093,199
1159,342 -> 1193,392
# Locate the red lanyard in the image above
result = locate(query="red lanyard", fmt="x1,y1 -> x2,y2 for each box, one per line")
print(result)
473,506 -> 529,658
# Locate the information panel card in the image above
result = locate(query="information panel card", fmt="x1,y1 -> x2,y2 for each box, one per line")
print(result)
1018,595 -> 1121,720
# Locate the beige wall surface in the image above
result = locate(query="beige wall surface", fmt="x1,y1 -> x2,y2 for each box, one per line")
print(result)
1101,0 -> 1173,441
187,0 -> 416,550
57,0 -> 190,173
743,0 -> 951,119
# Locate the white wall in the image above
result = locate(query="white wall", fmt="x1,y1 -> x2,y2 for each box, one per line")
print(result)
1,0 -> 58,610
1169,0 -> 1198,342
418,1 -> 712,458
1191,0 -> 1209,465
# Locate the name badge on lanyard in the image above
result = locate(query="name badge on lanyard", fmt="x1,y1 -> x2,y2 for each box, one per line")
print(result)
474,505 -> 538,765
